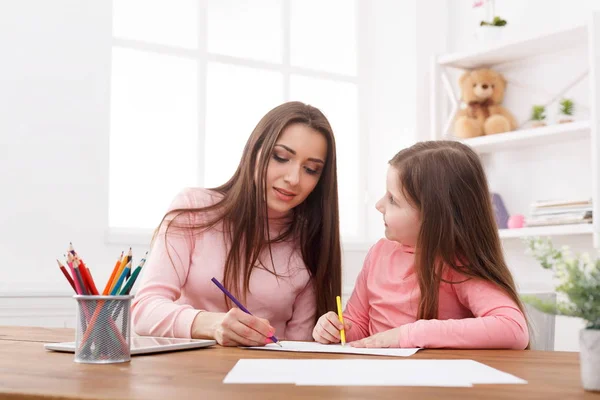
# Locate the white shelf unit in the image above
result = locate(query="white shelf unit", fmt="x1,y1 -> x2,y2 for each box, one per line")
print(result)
430,17 -> 600,246
437,25 -> 587,69
460,120 -> 590,154
499,224 -> 594,239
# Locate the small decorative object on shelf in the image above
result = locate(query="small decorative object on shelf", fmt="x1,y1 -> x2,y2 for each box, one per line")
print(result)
523,237 -> 600,392
558,98 -> 575,124
454,68 -> 518,138
507,214 -> 524,229
530,105 -> 547,128
473,0 -> 507,45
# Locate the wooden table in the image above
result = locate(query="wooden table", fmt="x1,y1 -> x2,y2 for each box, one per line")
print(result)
0,326 -> 598,400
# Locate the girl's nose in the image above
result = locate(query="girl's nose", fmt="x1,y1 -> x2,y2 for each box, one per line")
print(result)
375,197 -> 384,213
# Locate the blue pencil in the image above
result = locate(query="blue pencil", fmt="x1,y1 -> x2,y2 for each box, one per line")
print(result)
109,262 -> 131,296
211,277 -> 282,346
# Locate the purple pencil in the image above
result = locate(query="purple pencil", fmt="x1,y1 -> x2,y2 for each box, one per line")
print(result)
211,277 -> 282,347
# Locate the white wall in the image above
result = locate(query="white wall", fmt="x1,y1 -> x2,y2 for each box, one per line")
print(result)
0,0 -> 120,292
0,0 -> 122,325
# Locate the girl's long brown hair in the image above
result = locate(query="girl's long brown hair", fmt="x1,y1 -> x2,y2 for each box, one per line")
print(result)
155,101 -> 342,321
390,141 -> 529,341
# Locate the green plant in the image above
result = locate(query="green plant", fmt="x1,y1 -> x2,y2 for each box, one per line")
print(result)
474,1 -> 507,26
559,98 -> 575,116
524,237 -> 600,330
480,16 -> 507,26
531,105 -> 546,121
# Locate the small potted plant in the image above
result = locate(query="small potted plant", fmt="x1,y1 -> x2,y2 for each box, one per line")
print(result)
473,0 -> 507,45
531,105 -> 547,128
558,98 -> 575,123
480,16 -> 508,27
523,237 -> 600,392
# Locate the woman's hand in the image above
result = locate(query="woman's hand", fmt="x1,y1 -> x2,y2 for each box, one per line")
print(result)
192,308 -> 275,347
312,311 -> 352,344
350,327 -> 400,348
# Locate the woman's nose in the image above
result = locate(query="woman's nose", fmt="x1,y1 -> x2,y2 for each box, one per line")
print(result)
284,167 -> 300,186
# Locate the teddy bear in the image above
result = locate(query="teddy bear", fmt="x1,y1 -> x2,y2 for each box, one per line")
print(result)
453,68 -> 517,139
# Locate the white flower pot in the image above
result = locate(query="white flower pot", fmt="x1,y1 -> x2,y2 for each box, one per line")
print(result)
476,26 -> 504,47
580,328 -> 600,391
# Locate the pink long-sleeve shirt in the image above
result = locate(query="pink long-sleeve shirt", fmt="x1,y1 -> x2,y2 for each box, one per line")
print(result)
344,239 -> 529,349
132,188 -> 316,340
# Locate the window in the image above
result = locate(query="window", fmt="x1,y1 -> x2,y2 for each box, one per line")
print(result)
109,0 -> 362,239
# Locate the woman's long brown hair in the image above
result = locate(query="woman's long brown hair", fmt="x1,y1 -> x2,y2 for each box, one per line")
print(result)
390,141 -> 529,344
155,101 -> 342,321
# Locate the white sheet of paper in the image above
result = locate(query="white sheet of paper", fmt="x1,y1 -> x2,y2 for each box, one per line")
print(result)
448,360 -> 527,384
223,359 -> 527,387
244,341 -> 421,357
223,359 -> 299,384
292,359 -> 472,387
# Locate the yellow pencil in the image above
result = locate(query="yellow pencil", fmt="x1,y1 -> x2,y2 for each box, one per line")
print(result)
336,295 -> 346,346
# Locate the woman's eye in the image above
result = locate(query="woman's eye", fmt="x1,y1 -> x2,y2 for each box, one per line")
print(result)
305,167 -> 320,176
272,154 -> 287,163
388,195 -> 395,204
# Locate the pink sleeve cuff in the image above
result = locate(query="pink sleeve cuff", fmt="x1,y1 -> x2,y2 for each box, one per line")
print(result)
174,308 -> 202,338
398,324 -> 413,348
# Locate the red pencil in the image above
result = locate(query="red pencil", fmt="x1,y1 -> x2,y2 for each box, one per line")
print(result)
75,256 -> 99,295
69,243 -> 100,295
56,260 -> 75,291
86,268 -> 100,295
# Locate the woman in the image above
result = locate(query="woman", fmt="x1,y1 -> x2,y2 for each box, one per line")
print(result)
132,101 -> 342,346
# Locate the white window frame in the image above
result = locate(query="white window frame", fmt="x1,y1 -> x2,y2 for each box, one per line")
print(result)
106,0 -> 370,250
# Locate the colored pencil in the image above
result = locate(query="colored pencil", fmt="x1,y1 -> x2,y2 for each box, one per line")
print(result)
109,248 -> 131,294
56,260 -> 75,292
103,251 -> 124,295
336,295 -> 346,346
109,261 -> 131,296
119,253 -> 147,295
211,277 -> 281,347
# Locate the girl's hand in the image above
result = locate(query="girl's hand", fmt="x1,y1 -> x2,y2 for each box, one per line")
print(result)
192,308 -> 275,347
350,327 -> 400,348
312,311 -> 353,344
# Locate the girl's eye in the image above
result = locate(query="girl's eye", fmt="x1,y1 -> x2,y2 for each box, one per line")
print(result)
388,195 -> 395,204
272,154 -> 287,163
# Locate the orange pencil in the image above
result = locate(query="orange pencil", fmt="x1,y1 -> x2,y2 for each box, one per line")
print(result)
109,248 -> 131,294
103,251 -> 124,295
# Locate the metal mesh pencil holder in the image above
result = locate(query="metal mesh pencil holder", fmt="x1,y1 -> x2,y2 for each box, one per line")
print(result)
74,295 -> 133,364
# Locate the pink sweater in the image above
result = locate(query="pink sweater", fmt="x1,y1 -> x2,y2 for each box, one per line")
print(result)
132,188 -> 316,340
344,239 -> 529,349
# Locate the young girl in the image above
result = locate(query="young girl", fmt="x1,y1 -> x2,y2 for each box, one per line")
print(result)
312,140 -> 529,349
133,101 -> 342,347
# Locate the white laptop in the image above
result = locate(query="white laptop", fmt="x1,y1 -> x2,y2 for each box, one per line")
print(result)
44,336 -> 217,355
